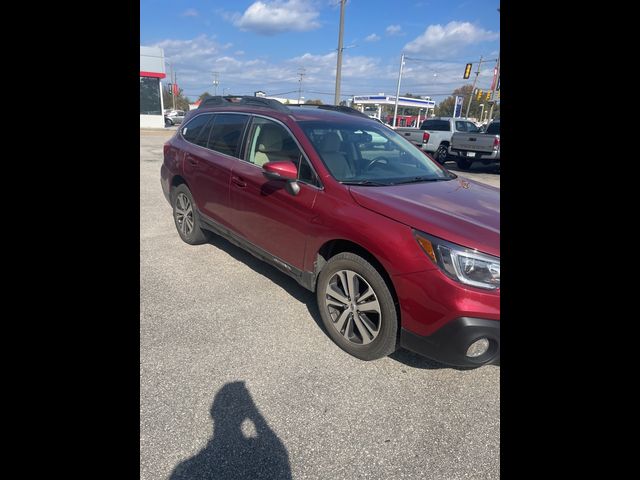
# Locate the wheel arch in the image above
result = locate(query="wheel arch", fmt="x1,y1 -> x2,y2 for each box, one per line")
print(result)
314,238 -> 401,327
170,175 -> 190,198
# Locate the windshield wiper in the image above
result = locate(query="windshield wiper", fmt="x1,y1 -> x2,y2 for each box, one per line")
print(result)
392,176 -> 453,185
341,180 -> 391,186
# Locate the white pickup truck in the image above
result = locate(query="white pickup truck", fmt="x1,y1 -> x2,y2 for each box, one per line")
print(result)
450,120 -> 500,170
395,117 -> 481,163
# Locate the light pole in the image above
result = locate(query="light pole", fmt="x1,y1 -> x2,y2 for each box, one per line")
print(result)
393,53 -> 405,127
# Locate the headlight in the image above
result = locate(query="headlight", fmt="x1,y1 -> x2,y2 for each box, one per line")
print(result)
414,231 -> 500,290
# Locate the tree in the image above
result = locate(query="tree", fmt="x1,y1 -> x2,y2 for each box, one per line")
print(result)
305,99 -> 323,105
162,86 -> 190,111
434,84 -> 500,121
198,92 -> 212,102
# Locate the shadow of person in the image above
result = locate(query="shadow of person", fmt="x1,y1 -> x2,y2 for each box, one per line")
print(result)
169,382 -> 292,480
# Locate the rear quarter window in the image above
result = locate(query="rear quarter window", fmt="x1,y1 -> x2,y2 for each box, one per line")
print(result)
182,114 -> 213,147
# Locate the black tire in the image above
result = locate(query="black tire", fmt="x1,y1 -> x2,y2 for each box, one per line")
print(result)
433,144 -> 449,164
456,158 -> 473,170
171,184 -> 209,245
316,252 -> 398,360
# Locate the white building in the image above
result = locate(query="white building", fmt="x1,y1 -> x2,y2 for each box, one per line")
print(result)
140,46 -> 166,128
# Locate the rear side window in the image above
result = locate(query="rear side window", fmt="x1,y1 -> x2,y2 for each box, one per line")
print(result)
421,120 -> 450,131
486,122 -> 500,135
182,114 -> 213,147
455,121 -> 468,132
207,114 -> 250,158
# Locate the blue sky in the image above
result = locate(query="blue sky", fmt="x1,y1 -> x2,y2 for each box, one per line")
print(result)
141,0 -> 500,105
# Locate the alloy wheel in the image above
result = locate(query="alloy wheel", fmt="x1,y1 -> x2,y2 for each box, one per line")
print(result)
324,270 -> 382,345
175,193 -> 194,236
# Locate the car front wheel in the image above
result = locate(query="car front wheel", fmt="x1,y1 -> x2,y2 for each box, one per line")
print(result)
316,252 -> 398,360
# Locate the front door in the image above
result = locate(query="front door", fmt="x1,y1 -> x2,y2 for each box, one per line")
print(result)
228,116 -> 321,271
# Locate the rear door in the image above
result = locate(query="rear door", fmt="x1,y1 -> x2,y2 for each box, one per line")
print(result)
229,116 -> 320,271
182,112 -> 250,228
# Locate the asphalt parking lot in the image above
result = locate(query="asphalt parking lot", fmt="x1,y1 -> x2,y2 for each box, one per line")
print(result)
140,129 -> 500,480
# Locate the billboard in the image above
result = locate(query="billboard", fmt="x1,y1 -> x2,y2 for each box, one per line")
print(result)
454,96 -> 464,118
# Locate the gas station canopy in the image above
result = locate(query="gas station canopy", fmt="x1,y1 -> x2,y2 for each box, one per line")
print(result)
352,95 -> 435,109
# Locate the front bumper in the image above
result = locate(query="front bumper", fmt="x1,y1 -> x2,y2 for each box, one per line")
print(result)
400,317 -> 500,367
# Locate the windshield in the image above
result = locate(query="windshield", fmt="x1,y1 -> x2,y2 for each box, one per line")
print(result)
299,120 -> 451,185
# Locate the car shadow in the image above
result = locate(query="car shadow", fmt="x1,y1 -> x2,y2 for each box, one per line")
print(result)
169,381 -> 292,480
388,348 -> 476,371
205,233 -> 326,333
205,232 -> 464,371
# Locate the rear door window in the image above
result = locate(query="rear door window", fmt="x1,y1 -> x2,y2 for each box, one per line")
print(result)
206,114 -> 250,158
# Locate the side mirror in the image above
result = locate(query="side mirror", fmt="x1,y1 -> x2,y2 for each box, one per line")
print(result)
262,161 -> 300,196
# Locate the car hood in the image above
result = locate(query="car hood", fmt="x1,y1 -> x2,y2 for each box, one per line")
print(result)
348,177 -> 500,257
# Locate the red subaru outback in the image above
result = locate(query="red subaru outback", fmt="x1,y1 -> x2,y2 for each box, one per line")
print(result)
161,97 -> 500,367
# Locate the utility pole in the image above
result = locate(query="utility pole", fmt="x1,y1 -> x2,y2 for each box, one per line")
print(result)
393,53 -> 405,127
297,68 -> 306,105
171,65 -> 176,110
488,8 -> 500,121
488,53 -> 500,120
465,55 -> 483,119
334,0 -> 346,105
212,72 -> 219,96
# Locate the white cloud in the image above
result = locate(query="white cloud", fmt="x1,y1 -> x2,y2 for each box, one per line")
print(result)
404,21 -> 499,56
152,35 -> 224,62
233,0 -> 321,35
386,25 -> 403,36
149,33 -> 495,105
288,52 -> 381,80
235,50 -> 245,56
181,8 -> 198,17
365,33 -> 380,42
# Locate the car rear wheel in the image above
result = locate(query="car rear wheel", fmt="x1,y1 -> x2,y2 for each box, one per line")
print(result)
434,144 -> 449,164
456,158 -> 473,170
172,184 -> 208,245
316,252 -> 398,360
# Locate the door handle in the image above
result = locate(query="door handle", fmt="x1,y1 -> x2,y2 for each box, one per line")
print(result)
186,155 -> 198,166
231,176 -> 247,188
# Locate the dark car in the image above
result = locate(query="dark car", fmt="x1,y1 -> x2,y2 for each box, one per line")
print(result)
161,96 -> 500,367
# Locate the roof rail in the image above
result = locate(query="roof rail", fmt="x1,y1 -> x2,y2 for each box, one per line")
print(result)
289,104 -> 371,118
197,95 -> 291,113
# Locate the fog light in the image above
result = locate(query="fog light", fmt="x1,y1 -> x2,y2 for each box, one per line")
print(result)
466,338 -> 490,358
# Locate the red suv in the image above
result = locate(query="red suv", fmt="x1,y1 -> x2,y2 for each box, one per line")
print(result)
161,96 -> 500,367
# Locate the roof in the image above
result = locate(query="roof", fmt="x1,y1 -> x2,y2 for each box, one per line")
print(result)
193,96 -> 377,124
